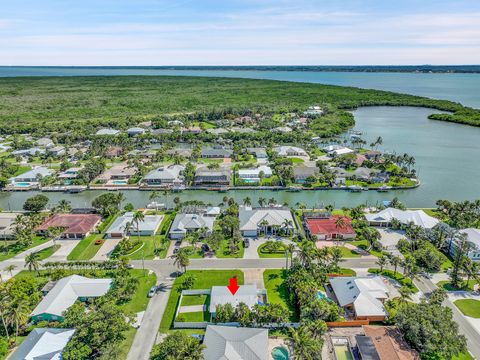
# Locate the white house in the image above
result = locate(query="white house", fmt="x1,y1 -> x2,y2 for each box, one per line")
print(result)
239,206 -> 296,237
36,137 -> 54,148
169,213 -> 216,240
9,166 -> 53,186
304,105 -> 324,116
95,128 -> 120,136
272,146 -> 307,157
105,212 -> 164,238
142,165 -> 184,186
202,325 -> 268,360
365,208 -> 439,229
9,328 -> 75,360
237,165 -> 272,183
449,228 -> 480,261
209,284 -> 265,317
127,127 -> 146,137
329,276 -> 389,321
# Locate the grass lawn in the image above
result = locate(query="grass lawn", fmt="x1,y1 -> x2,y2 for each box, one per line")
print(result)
0,236 -> 50,262
348,239 -> 383,257
441,254 -> 454,272
258,243 -> 287,258
335,268 -> 357,276
215,239 -> 244,258
181,246 -> 204,259
368,268 -> 419,293
176,311 -> 210,322
334,245 -> 361,258
67,234 -> 104,260
454,299 -> 480,318
120,269 -> 157,314
453,352 -> 474,360
126,236 -> 159,260
159,270 -> 244,332
263,269 -> 298,321
117,327 -> 137,360
35,244 -> 60,260
290,157 -> 304,163
181,294 -> 209,306
437,280 -> 477,291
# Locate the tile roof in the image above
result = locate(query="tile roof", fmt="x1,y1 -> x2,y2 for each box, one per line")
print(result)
362,326 -> 420,360
36,214 -> 102,235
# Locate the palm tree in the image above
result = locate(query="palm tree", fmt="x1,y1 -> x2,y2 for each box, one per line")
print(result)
298,241 -> 316,267
289,325 -> 319,360
243,197 -> 252,207
12,300 -> 30,342
398,286 -> 413,306
390,255 -> 401,274
287,243 -> 296,269
132,210 -> 145,244
376,255 -> 389,272
56,199 -> 72,213
259,220 -> 269,235
24,252 -> 41,275
5,264 -> 17,277
173,248 -> 190,273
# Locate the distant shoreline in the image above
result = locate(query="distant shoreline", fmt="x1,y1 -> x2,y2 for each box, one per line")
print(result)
1,65 -> 480,74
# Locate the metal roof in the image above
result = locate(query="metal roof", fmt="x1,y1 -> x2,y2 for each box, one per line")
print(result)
10,328 -> 75,360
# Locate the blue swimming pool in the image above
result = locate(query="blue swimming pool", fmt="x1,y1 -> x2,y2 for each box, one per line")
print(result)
272,347 -> 289,360
112,180 -> 128,185
14,182 -> 32,187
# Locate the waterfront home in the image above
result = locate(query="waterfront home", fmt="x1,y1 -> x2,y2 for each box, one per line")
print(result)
239,206 -> 296,237
0,212 -> 20,239
47,145 -> 66,157
201,147 -> 233,158
327,146 -> 355,157
304,105 -> 324,117
329,276 -> 389,321
449,228 -> 480,261
105,145 -> 123,158
95,128 -> 120,136
36,213 -> 102,239
194,167 -> 231,186
272,145 -> 307,157
36,137 -> 54,148
126,127 -> 146,137
364,150 -> 382,161
202,325 -> 268,360
237,165 -> 272,183
365,208 -> 439,229
293,165 -> 318,184
169,213 -> 216,240
30,275 -> 112,322
105,212 -> 164,238
97,163 -> 136,185
303,212 -> 355,240
142,165 -> 185,187
9,328 -> 75,360
354,167 -> 381,181
206,128 -> 229,136
209,284 -> 267,317
58,167 -> 83,181
9,166 -> 53,187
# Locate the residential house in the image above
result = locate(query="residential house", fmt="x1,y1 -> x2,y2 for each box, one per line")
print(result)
247,147 -> 268,160
327,146 -> 355,157
237,165 -> 272,183
30,275 -> 112,322
202,325 -> 268,360
183,126 -> 202,134
127,127 -> 146,137
201,148 -> 233,158
365,208 -> 439,229
304,105 -> 324,117
206,128 -> 229,136
0,212 -> 20,239
209,284 -> 266,318
142,165 -> 185,187
194,167 -> 231,186
105,145 -> 123,158
272,146 -> 307,157
169,213 -> 216,240
105,212 -> 164,238
361,326 -> 420,360
239,206 -> 296,237
364,150 -> 382,161
304,213 -> 356,240
47,146 -> 66,157
11,147 -> 45,157
293,165 -> 318,184
36,137 -> 54,148
449,228 -> 480,261
9,328 -> 75,360
9,166 -> 53,186
58,167 -> 83,181
97,164 -> 136,185
36,213 -> 102,239
95,128 -> 120,136
272,126 -> 293,133
329,276 -> 389,321
151,128 -> 174,135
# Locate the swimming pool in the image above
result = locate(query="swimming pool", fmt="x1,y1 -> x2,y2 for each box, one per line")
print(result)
14,182 -> 32,187
112,180 -> 128,185
271,346 -> 289,360
332,337 -> 354,360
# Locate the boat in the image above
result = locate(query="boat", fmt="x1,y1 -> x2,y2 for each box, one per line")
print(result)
147,201 -> 165,210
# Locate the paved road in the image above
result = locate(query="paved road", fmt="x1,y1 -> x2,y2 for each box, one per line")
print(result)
47,240 -> 79,261
415,276 -> 480,359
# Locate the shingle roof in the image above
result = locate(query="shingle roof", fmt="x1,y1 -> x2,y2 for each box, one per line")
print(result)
31,275 -> 112,317
239,207 -> 295,232
143,165 -> 184,181
203,325 -> 268,360
9,328 -> 75,360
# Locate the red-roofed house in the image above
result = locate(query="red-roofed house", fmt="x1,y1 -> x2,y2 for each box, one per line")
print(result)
304,213 -> 355,240
36,214 -> 102,239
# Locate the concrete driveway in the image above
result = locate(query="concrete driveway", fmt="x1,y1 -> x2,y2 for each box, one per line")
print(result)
47,240 -> 80,261
377,228 -> 405,256
92,238 -> 122,261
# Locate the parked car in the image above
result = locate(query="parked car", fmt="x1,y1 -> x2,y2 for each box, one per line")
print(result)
147,286 -> 157,298
201,243 -> 210,252
126,263 -> 134,269
175,240 -> 182,246
173,247 -> 180,255
243,238 -> 250,248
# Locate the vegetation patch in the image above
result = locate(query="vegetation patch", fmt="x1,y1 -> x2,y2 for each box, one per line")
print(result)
454,299 -> 480,318
35,244 -> 61,261
368,268 -> 419,293
263,269 -> 299,321
67,234 -> 105,261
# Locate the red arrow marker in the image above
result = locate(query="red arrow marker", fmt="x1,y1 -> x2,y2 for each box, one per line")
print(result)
227,276 -> 240,295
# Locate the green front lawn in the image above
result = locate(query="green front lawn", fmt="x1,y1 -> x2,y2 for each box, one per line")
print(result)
368,268 -> 419,293
67,234 -> 104,260
454,299 -> 480,318
35,244 -> 61,260
437,280 -> 477,291
159,270 -> 244,332
453,352 -> 474,360
348,239 -> 383,257
334,245 -> 361,258
126,236 -> 160,260
263,269 -> 298,321
182,246 -> 204,259
175,311 -> 210,322
120,269 -> 157,314
290,157 -> 304,163
215,239 -> 244,258
258,243 -> 287,258
0,236 -> 50,262
181,294 -> 209,306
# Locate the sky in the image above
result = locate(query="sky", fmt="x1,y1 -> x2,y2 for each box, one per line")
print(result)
1,0 -> 479,66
